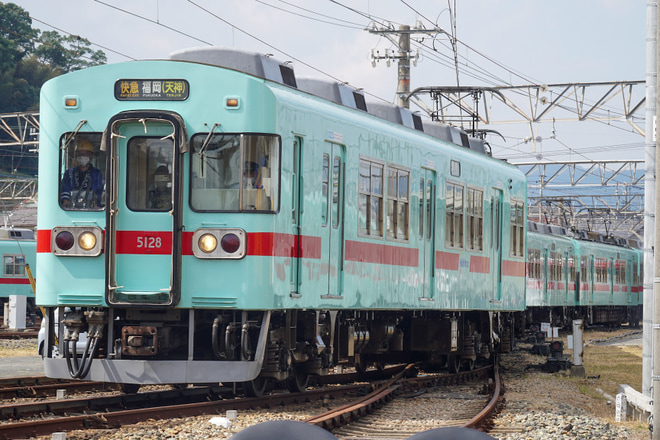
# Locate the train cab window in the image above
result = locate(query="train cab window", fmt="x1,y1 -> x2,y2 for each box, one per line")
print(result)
190,134 -> 280,212
510,200 -> 525,257
358,158 -> 384,237
466,188 -> 484,251
58,133 -> 106,210
3,255 -> 26,277
386,167 -> 409,240
126,137 -> 173,211
445,182 -> 464,248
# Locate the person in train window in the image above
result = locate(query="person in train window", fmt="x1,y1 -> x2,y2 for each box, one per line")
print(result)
243,161 -> 262,189
148,165 -> 172,210
60,138 -> 104,209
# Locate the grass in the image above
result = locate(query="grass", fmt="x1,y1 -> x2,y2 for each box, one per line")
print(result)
0,338 -> 38,357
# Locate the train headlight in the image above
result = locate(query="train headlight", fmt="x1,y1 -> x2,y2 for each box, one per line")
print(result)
192,228 -> 246,259
198,233 -> 218,254
52,226 -> 103,256
78,232 -> 97,251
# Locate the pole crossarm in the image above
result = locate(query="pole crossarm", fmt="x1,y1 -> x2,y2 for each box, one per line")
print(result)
0,112 -> 40,148
516,159 -> 645,187
409,81 -> 646,136
520,160 -> 644,239
0,177 -> 37,201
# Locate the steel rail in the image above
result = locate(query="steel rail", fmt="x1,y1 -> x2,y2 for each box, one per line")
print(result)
305,364 -> 416,429
462,363 -> 502,431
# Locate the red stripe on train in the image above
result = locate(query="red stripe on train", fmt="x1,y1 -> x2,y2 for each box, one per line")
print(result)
37,229 -> 52,253
503,260 -> 526,277
436,251 -> 459,270
0,278 -> 31,285
345,240 -> 419,267
470,255 -> 490,273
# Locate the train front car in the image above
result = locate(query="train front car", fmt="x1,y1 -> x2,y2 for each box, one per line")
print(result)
37,48 -> 527,394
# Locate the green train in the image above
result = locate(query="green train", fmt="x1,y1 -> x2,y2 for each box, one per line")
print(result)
525,221 -> 642,328
37,47 -> 528,394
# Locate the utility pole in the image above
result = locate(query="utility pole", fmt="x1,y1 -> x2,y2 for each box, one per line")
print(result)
645,0 -> 657,405
368,23 -> 439,108
652,0 -> 660,436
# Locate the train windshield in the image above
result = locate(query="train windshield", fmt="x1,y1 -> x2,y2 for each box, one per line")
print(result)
190,133 -> 280,212
58,133 -> 106,210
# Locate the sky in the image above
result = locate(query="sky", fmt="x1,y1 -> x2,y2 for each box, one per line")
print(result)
10,0 -> 648,163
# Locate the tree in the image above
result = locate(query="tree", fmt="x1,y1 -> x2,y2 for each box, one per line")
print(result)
0,2 -> 107,112
35,31 -> 107,74
0,2 -> 37,71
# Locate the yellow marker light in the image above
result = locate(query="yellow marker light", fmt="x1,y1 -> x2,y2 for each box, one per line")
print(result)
78,231 -> 97,251
198,233 -> 218,254
226,98 -> 239,107
65,98 -> 78,107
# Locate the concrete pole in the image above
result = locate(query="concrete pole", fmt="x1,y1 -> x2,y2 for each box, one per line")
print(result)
652,3 -> 660,437
396,25 -> 411,109
644,0 -> 657,400
571,319 -> 585,378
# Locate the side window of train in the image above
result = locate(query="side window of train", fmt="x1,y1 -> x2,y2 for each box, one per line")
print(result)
595,258 -> 608,283
3,254 -> 25,276
189,133 -> 280,212
58,133 -> 106,211
510,200 -> 525,257
466,187 -> 484,251
386,166 -> 409,241
615,260 -> 626,284
126,137 -> 173,211
358,158 -> 384,237
527,248 -> 540,279
445,182 -> 464,248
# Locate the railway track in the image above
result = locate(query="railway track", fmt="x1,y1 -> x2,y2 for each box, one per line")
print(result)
0,364 -> 501,439
308,364 -> 502,439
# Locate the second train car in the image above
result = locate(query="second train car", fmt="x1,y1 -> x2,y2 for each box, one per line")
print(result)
525,221 -> 642,328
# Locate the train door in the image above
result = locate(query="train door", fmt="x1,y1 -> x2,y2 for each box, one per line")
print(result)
290,137 -> 303,296
589,255 -> 595,303
491,189 -> 503,301
542,248 -> 549,303
321,142 -> 345,297
420,169 -> 436,300
564,252 -> 569,303
609,257 -> 615,302
627,260 -> 633,303
105,114 -> 184,306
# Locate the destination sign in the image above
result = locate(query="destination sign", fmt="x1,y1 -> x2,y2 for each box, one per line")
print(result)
115,79 -> 189,101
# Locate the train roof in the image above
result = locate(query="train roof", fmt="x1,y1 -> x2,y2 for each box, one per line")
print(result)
527,221 -> 640,249
0,226 -> 34,240
168,47 -> 491,156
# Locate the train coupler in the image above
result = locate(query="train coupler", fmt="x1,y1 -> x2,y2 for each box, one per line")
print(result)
121,326 -> 158,356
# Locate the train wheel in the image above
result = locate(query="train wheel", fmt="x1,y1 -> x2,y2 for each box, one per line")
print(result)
463,359 -> 475,371
287,367 -> 309,393
447,354 -> 461,374
120,383 -> 140,394
243,377 -> 268,397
